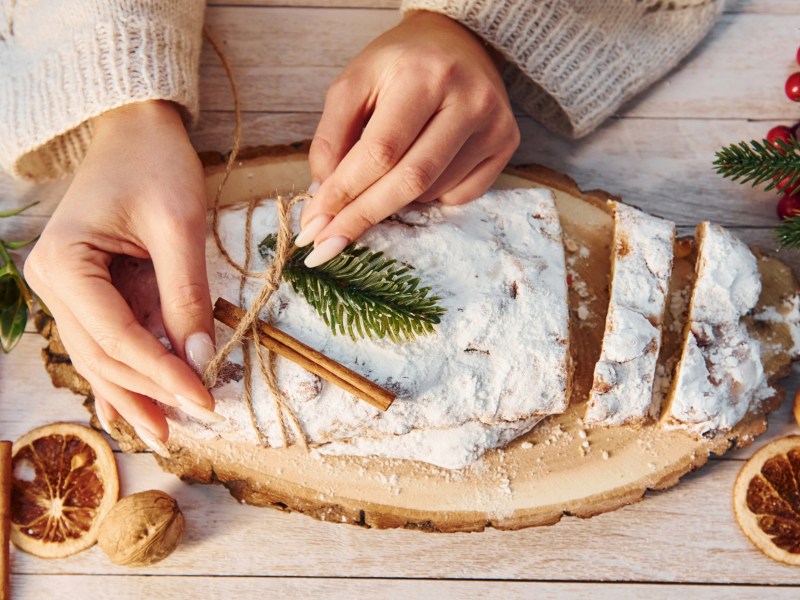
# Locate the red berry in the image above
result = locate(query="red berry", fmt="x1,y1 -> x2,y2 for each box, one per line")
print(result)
767,125 -> 794,149
797,46 -> 800,66
787,72 -> 800,102
791,121 -> 800,140
777,194 -> 800,220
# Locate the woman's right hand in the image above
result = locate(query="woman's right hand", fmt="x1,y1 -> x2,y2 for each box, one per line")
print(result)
24,100 -> 222,455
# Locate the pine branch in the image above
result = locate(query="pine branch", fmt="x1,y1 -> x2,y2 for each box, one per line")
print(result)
775,216 -> 800,249
259,235 -> 446,342
714,137 -> 800,192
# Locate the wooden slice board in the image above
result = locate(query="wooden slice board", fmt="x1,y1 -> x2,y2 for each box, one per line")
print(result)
35,143 -> 800,532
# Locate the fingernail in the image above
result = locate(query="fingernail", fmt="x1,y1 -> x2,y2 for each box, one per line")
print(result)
295,214 -> 332,247
308,180 -> 320,196
94,399 -> 114,435
134,425 -> 171,458
185,332 -> 215,377
175,394 -> 225,424
304,236 -> 349,268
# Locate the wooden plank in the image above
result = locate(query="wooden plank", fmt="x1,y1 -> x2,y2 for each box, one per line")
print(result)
725,0 -> 800,13
188,112 -> 792,228
0,178 -> 67,218
208,1 -> 400,8
8,575 -> 800,600
207,0 -> 799,14
624,13 -> 799,120
0,409 -> 798,584
199,9 -> 797,119
3,114 -> 792,231
201,6 -> 399,67
514,117 -> 791,227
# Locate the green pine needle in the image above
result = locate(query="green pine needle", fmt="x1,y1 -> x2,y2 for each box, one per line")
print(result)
775,215 -> 800,249
713,137 -> 800,193
259,234 -> 446,342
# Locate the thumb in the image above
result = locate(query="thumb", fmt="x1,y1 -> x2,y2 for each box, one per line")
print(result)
147,212 -> 215,379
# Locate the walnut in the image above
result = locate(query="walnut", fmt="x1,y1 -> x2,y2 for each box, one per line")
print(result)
97,490 -> 185,567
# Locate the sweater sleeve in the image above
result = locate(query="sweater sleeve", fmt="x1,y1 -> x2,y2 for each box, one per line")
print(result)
400,0 -> 723,138
0,0 -> 205,182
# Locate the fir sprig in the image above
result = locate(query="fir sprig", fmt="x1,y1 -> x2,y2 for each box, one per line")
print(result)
714,136 -> 800,249
259,235 -> 446,342
776,215 -> 800,248
713,137 -> 800,192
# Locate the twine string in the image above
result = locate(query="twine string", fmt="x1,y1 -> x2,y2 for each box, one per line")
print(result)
202,25 -> 310,447
238,199 -> 268,447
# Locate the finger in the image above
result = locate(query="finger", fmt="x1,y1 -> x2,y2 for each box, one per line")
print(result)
94,394 -> 119,435
299,78 -> 442,238
308,75 -> 370,187
140,205 -> 216,376
415,135 -> 494,204
418,116 -> 519,203
47,295 -> 223,425
42,252 -> 215,410
304,111 -> 472,266
438,152 -> 513,206
51,299 -> 176,405
88,376 -> 171,457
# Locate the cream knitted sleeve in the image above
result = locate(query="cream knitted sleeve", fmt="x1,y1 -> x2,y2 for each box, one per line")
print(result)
0,0 -> 205,181
401,0 -> 723,138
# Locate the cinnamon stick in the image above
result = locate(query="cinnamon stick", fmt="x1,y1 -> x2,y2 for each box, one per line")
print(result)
0,441 -> 11,600
213,298 -> 395,411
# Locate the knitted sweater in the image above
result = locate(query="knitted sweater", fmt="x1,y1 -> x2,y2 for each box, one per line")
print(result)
0,0 -> 204,181
402,0 -> 723,138
0,0 -> 722,182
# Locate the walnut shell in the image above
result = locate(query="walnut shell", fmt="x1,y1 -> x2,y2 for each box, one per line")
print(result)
97,490 -> 184,567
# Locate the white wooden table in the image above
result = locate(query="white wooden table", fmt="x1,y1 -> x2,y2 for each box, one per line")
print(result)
2,1 -> 800,597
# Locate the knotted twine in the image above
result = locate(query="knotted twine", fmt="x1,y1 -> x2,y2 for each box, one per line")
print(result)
201,26 -> 309,447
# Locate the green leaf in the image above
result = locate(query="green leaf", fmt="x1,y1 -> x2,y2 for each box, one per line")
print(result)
0,200 -> 39,219
259,234 -> 446,342
0,274 -> 29,353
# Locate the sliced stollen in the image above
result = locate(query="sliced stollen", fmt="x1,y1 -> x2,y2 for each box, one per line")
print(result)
584,202 -> 675,426
662,222 -> 772,436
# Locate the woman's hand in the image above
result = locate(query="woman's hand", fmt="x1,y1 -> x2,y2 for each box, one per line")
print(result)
24,100 -> 222,454
298,10 -> 520,266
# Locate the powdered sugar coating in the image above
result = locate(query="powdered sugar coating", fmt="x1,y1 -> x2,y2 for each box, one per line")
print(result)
181,188 -> 570,469
690,223 -> 760,324
585,202 -> 674,426
609,203 -> 674,316
664,223 -> 771,435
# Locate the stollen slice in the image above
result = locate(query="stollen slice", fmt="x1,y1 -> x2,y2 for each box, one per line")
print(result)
585,202 -> 675,426
662,222 -> 772,435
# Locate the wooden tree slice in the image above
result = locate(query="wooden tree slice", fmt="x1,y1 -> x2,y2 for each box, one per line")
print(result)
36,144 -> 800,532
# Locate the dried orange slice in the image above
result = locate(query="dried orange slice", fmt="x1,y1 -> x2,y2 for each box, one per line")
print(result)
794,390 -> 800,428
733,435 -> 800,565
10,423 -> 119,558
